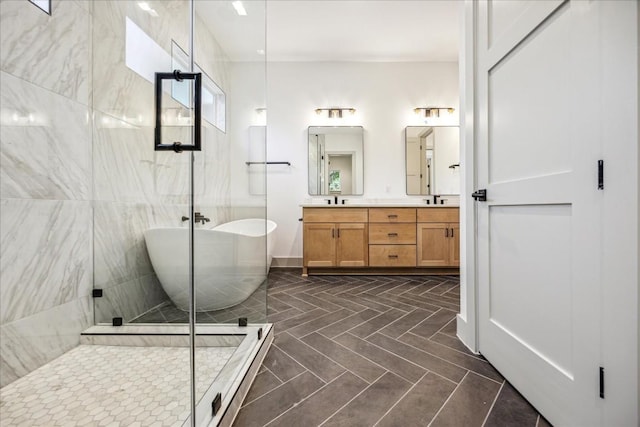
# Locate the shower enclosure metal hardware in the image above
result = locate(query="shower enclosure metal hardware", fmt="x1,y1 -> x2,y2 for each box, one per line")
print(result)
112,317 -> 123,327
238,317 -> 248,327
258,327 -> 263,340
92,289 -> 103,298
245,161 -> 291,166
212,393 -> 222,415
154,70 -> 202,153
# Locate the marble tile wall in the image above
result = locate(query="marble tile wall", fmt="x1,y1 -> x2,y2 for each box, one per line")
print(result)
0,0 -> 93,388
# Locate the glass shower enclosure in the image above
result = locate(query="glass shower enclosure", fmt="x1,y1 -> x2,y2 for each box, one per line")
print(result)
0,1 -> 267,426
90,0 -> 270,425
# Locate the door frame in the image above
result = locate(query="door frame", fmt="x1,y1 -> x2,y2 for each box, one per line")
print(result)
457,1 -> 639,425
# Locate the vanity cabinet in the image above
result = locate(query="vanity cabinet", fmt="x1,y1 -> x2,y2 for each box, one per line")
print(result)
302,208 -> 368,274
302,206 -> 459,275
368,208 -> 417,267
417,208 -> 460,267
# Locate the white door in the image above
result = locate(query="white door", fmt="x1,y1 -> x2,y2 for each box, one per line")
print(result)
476,1 -> 606,425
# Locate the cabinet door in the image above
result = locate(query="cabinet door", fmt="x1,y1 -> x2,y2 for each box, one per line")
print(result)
449,223 -> 460,267
417,223 -> 450,267
336,223 -> 368,267
303,223 -> 335,267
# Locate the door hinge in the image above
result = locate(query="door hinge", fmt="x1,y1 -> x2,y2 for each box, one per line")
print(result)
598,160 -> 604,190
599,366 -> 605,399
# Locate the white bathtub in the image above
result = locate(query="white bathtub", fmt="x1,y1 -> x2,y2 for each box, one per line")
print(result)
144,219 -> 277,312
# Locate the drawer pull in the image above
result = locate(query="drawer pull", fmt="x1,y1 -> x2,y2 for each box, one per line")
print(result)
388,254 -> 399,259
388,214 -> 398,218
387,232 -> 398,237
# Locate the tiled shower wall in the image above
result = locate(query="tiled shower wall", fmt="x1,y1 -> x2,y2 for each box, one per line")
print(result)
0,0 -> 93,388
0,0 -> 233,387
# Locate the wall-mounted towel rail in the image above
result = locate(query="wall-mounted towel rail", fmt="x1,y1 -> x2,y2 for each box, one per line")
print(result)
246,161 -> 291,166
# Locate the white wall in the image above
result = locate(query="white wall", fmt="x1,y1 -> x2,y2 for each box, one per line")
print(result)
264,61 -> 459,261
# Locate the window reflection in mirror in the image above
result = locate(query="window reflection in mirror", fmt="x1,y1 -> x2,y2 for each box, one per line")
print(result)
405,126 -> 460,196
308,126 -> 364,196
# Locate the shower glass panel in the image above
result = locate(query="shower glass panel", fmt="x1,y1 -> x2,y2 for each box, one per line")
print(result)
92,0 -> 267,425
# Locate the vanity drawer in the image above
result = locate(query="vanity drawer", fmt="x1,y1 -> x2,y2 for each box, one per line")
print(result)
304,208 -> 368,223
417,208 -> 459,223
369,245 -> 416,267
369,223 -> 416,244
369,208 -> 416,223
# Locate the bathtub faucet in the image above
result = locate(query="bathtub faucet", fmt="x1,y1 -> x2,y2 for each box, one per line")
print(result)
194,212 -> 210,225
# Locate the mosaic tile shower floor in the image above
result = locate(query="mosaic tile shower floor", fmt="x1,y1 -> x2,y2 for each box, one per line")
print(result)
0,345 -> 236,426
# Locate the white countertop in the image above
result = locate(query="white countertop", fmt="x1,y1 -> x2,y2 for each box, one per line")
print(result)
300,203 -> 459,208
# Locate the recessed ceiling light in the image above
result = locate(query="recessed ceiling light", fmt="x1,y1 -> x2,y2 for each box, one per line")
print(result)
232,1 -> 247,16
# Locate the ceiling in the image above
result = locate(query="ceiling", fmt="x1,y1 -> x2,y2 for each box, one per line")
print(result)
197,0 -> 460,62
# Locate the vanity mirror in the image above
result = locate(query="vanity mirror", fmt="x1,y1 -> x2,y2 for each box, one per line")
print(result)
308,126 -> 364,196
405,126 -> 460,196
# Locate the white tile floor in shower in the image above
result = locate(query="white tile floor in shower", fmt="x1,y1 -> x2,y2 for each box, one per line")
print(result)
0,344 -> 236,426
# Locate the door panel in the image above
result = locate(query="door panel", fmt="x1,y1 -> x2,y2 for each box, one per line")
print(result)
417,223 -> 449,267
336,223 -> 368,267
303,223 -> 335,267
488,3 -> 571,184
488,204 -> 572,374
476,1 -> 603,425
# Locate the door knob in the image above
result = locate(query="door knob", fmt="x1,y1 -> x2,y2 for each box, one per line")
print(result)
471,189 -> 487,201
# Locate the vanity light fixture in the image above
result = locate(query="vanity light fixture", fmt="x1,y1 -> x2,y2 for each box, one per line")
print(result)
414,107 -> 455,118
315,108 -> 356,118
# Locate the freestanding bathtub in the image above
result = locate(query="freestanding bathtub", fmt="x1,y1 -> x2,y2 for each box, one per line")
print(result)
144,219 -> 277,312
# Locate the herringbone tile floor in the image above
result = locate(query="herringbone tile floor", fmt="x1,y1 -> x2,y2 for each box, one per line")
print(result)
235,269 -> 552,427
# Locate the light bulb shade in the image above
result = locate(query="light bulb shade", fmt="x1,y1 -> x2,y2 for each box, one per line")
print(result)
414,107 -> 455,118
315,107 -> 356,118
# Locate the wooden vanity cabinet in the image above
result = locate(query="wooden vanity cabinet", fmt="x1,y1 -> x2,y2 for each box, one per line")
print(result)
302,206 -> 459,274
417,208 -> 460,267
302,208 -> 368,274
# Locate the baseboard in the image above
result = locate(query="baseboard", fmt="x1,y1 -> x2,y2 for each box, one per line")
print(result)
271,257 -> 303,268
